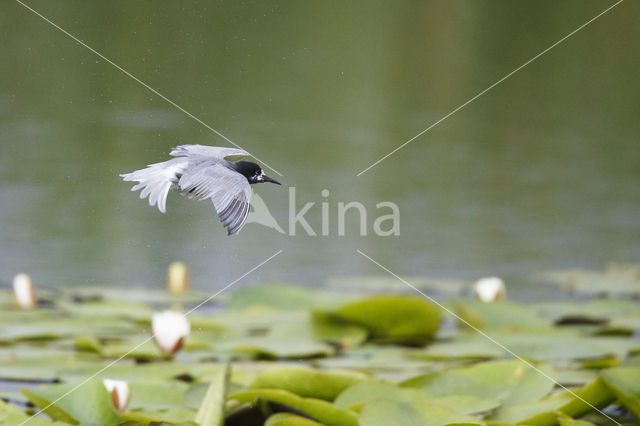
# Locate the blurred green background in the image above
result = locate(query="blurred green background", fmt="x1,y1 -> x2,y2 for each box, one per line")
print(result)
1,0 -> 638,296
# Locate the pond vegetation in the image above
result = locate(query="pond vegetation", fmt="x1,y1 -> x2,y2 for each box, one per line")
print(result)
1,265 -> 640,425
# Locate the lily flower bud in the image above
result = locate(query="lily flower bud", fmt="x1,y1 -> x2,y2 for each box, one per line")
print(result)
473,276 -> 506,302
12,273 -> 37,309
152,310 -> 190,356
167,262 -> 189,295
103,379 -> 130,412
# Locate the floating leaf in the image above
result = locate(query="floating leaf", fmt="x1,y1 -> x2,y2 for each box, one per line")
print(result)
334,380 -> 406,408
601,367 -> 640,418
403,359 -> 556,406
490,377 -> 616,424
556,413 -> 596,426
454,300 -> 550,331
127,380 -> 189,410
425,394 -> 501,415
0,399 -> 71,426
265,412 -> 323,425
535,264 -> 640,297
120,407 -> 197,424
227,284 -> 343,311
250,365 -> 368,401
22,378 -> 121,425
414,334 -> 503,361
358,399 -> 427,426
233,338 -> 335,359
228,388 -> 358,426
332,295 -> 441,345
410,402 -> 484,426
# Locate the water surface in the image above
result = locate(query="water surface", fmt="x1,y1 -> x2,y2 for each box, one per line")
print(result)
1,1 -> 639,298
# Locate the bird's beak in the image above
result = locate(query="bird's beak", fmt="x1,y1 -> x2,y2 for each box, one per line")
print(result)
262,175 -> 281,185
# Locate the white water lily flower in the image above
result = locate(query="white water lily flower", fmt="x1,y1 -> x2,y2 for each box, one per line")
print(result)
152,310 -> 190,355
167,261 -> 189,295
12,273 -> 37,309
473,276 -> 506,302
103,379 -> 130,411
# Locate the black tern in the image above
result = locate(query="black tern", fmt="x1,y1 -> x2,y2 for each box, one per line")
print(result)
121,145 -> 281,235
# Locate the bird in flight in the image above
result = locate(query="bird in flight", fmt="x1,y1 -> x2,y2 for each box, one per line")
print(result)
121,145 -> 281,235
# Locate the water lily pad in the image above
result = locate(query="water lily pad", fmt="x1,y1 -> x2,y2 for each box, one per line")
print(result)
233,338 -> 335,359
22,378 -> 121,425
601,367 -> 640,418
332,295 -> 441,345
556,413 -> 596,426
535,264 -> 640,297
310,312 -> 368,348
127,380 -> 189,410
0,356 -> 105,382
325,275 -> 468,297
426,394 -> 501,415
265,412 -> 323,425
227,284 -> 345,311
413,334 -> 504,361
334,380 -> 406,408
402,359 -> 556,406
228,388 -> 358,426
120,407 -> 197,424
490,377 -> 616,424
0,399 -> 71,425
250,365 -> 368,400
534,299 -> 640,325
358,399 -> 428,426
454,300 -> 550,331
495,333 -> 639,361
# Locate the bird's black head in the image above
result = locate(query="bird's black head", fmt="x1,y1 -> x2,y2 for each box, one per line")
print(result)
233,161 -> 281,185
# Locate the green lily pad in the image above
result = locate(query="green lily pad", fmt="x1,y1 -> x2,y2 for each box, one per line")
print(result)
127,380 -> 189,410
413,334 -> 504,361
358,399 -> 428,426
332,295 -> 441,345
535,264 -> 640,297
325,275 -> 468,296
534,299 -> 640,325
334,380 -> 407,408
227,284 -> 345,311
601,367 -> 640,418
426,394 -> 501,415
265,412 -> 323,425
490,377 -> 616,424
22,378 -> 121,425
556,413 -> 596,426
402,359 -> 556,406
0,356 -> 106,382
454,300 -> 550,331
120,407 -> 197,424
233,338 -> 335,359
228,388 -> 358,426
250,365 -> 368,401
0,399 -> 71,426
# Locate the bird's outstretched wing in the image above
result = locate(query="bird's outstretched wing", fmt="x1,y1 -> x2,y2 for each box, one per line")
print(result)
170,145 -> 249,162
178,162 -> 252,235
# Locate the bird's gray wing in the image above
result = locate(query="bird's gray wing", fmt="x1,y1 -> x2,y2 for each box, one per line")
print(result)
170,145 -> 249,162
178,162 -> 252,235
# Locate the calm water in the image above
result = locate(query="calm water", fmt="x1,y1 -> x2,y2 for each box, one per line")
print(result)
1,1 -> 639,298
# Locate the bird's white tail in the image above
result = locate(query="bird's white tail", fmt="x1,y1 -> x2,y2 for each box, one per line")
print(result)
120,159 -> 185,213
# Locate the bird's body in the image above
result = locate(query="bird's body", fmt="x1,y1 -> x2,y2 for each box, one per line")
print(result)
120,145 -> 280,235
